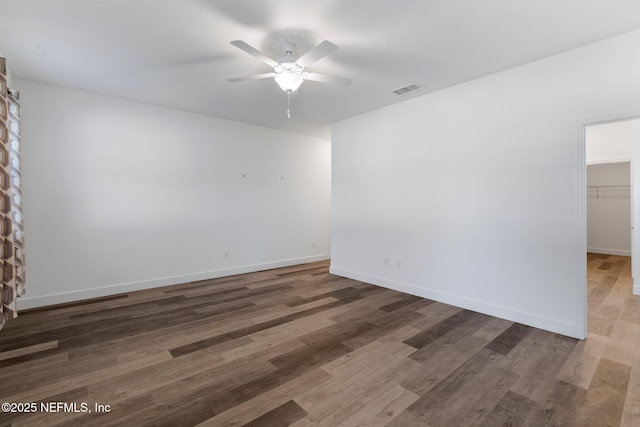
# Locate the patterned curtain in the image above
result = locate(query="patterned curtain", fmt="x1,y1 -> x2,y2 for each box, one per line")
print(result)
0,57 -> 25,330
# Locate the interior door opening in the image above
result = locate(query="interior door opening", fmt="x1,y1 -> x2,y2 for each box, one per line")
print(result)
584,118 -> 640,339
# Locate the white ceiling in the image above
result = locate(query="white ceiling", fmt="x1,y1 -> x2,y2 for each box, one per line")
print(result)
2,0 -> 640,138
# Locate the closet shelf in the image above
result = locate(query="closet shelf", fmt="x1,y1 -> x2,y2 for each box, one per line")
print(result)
587,185 -> 630,199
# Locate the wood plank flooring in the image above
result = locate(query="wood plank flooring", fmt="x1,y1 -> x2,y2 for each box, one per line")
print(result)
0,254 -> 638,426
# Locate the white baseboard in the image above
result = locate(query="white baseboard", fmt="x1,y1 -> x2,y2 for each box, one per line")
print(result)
329,266 -> 580,339
587,247 -> 631,257
18,254 -> 330,310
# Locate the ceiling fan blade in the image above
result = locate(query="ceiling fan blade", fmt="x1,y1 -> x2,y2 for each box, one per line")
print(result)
296,41 -> 337,67
227,72 -> 277,83
230,40 -> 278,67
304,72 -> 352,87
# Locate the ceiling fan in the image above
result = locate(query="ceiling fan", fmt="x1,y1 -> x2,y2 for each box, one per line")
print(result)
227,39 -> 352,118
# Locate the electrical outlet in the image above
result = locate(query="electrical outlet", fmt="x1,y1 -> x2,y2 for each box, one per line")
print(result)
312,241 -> 316,248
384,257 -> 389,266
224,249 -> 229,257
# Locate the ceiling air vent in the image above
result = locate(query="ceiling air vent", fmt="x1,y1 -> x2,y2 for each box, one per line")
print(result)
392,83 -> 424,96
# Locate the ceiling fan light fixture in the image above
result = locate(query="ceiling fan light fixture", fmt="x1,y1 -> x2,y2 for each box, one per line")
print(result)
228,39 -> 350,117
275,71 -> 304,92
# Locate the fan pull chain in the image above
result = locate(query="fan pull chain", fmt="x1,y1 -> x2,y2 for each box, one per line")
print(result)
286,90 -> 291,119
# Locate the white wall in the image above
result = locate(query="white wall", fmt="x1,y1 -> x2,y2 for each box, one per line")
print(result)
587,163 -> 631,256
586,120 -> 633,164
331,29 -> 640,339
17,79 -> 331,309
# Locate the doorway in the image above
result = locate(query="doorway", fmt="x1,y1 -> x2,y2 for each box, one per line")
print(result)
584,119 -> 639,338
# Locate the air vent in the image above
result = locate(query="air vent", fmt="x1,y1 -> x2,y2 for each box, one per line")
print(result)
392,83 -> 424,96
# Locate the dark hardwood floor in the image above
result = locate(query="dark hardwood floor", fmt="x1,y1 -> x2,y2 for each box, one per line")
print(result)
0,255 -> 638,426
